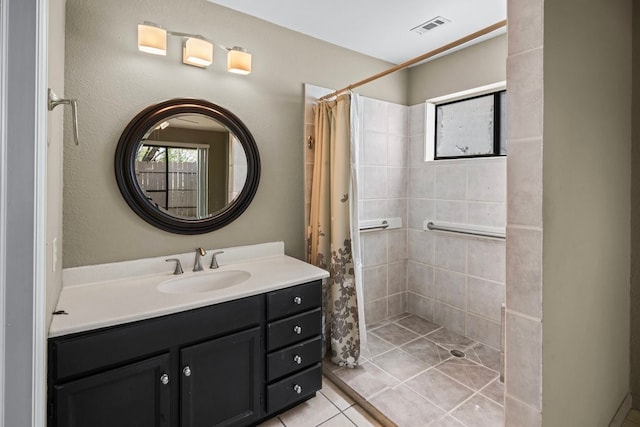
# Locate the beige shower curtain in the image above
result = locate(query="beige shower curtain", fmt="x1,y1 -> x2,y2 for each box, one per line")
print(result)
309,94 -> 364,368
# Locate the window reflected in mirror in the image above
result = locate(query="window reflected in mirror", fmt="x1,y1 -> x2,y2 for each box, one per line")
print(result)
134,114 -> 248,219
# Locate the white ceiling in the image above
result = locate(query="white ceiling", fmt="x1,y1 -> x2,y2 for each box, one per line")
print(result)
207,0 -> 506,65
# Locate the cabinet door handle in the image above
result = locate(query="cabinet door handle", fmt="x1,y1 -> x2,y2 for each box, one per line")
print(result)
293,384 -> 302,394
183,366 -> 192,377
160,373 -> 169,385
293,325 -> 302,335
293,355 -> 302,365
293,296 -> 302,305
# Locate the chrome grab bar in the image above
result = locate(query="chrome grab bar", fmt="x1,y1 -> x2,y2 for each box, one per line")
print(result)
359,220 -> 389,231
426,221 -> 505,239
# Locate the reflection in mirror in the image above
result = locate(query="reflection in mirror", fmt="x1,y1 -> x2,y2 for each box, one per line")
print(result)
134,114 -> 248,219
115,98 -> 260,235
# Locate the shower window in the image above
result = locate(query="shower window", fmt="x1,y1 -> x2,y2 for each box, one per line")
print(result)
433,90 -> 506,159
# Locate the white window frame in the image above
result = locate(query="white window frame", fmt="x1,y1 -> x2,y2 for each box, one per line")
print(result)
425,81 -> 506,162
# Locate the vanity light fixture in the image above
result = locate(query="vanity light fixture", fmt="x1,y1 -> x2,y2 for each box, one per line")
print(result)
137,22 -> 251,74
183,37 -> 214,68
227,47 -> 252,75
137,23 -> 167,56
155,121 -> 170,130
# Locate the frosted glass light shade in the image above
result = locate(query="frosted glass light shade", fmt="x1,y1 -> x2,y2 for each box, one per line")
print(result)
182,38 -> 213,68
138,23 -> 167,56
227,47 -> 252,75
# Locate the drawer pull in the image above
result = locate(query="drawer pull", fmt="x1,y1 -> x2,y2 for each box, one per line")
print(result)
293,326 -> 302,335
293,296 -> 302,305
160,373 -> 169,385
293,355 -> 302,365
183,366 -> 192,377
293,384 -> 302,394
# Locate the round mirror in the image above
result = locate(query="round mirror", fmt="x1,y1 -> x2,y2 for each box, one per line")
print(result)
115,98 -> 260,234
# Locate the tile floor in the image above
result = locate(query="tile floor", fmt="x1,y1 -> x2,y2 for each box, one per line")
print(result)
326,314 -> 504,427
259,313 -> 504,427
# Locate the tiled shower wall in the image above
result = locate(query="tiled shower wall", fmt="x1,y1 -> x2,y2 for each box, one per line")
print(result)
405,103 -> 506,349
359,97 -> 409,325
303,85 -> 506,350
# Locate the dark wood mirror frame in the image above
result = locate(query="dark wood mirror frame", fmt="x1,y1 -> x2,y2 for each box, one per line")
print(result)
115,98 -> 260,235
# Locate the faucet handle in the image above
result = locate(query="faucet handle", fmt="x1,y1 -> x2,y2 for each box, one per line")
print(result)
210,251 -> 225,269
165,258 -> 183,275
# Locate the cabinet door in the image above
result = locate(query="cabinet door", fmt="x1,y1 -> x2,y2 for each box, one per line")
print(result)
53,354 -> 171,427
180,326 -> 262,427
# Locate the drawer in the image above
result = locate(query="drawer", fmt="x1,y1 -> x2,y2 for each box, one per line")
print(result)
267,280 -> 321,321
266,308 -> 321,351
266,363 -> 322,414
267,336 -> 322,382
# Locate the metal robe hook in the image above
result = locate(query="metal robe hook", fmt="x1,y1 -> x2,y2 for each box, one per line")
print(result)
48,88 -> 80,145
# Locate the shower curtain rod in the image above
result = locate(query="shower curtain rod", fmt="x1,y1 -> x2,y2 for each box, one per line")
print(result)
318,19 -> 507,102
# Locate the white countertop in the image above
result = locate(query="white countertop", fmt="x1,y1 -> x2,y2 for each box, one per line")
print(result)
49,242 -> 329,338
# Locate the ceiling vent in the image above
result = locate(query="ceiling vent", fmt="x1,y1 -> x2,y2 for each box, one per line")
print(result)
411,16 -> 450,35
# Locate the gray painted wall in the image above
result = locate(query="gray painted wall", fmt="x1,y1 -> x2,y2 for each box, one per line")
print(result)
4,0 -> 43,425
542,0 -> 632,424
63,0 -> 408,268
631,0 -> 640,411
407,34 -> 506,104
46,0 -> 64,330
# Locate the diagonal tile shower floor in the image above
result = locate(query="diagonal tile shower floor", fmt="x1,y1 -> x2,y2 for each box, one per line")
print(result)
323,313 -> 504,427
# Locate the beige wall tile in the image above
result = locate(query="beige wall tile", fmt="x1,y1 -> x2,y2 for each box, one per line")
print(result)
388,292 -> 407,317
408,261 -> 434,297
387,230 -> 407,263
362,166 -> 388,199
408,229 -> 435,265
435,268 -> 467,309
435,200 -> 467,224
408,198 -> 434,230
505,312 -> 542,410
506,227 -> 542,319
434,302 -> 466,335
468,239 -> 506,283
388,261 -> 407,295
408,166 -> 434,198
387,135 -> 407,167
504,395 -> 541,427
467,160 -> 506,203
435,235 -> 467,273
435,163 -> 467,200
365,299 -> 388,326
466,313 -> 501,349
362,232 -> 388,267
507,138 -> 542,227
363,265 -> 388,302
363,97 -> 389,133
407,293 -> 434,320
507,0 -> 544,55
468,202 -> 505,228
506,48 -> 543,140
363,131 -> 388,166
467,276 -> 504,322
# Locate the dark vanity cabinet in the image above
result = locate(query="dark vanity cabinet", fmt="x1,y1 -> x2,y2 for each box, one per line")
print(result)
265,281 -> 323,414
48,280 -> 322,427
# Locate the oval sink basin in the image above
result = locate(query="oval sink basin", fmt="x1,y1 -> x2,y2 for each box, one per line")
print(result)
157,270 -> 251,294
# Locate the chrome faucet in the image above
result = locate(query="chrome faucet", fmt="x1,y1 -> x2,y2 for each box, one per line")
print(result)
209,251 -> 224,269
193,248 -> 206,272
